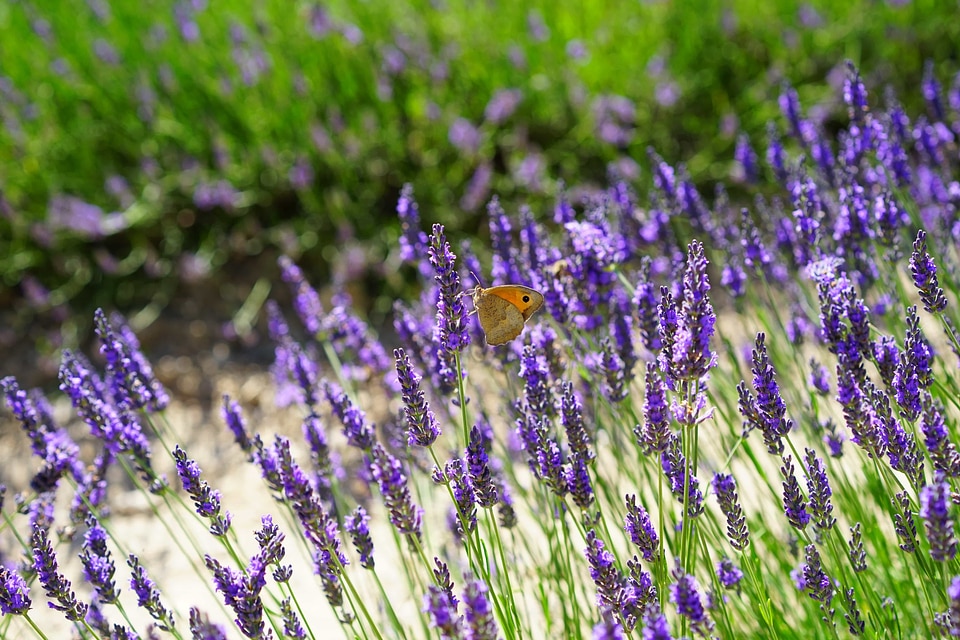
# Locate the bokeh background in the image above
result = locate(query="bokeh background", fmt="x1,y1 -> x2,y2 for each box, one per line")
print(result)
2,0 -> 958,384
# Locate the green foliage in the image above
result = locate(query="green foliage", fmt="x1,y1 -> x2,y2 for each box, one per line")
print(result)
1,0 -> 959,334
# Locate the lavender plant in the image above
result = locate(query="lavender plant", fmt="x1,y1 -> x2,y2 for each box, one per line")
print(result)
3,59 -> 960,640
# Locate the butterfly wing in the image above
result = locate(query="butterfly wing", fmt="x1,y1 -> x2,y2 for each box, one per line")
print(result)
476,292 -> 526,345
486,285 -> 544,321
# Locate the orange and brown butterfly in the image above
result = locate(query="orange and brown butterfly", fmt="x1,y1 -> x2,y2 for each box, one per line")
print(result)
468,281 -> 544,346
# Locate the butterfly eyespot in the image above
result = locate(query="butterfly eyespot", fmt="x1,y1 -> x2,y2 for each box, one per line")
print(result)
522,295 -> 530,302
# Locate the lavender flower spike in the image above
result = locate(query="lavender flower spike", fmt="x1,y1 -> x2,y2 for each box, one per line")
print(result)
371,443 -> 424,544
921,471 -> 958,562
80,516 -> 119,604
345,506 -> 375,569
670,559 -> 715,638
427,223 -> 470,355
395,347 -> 441,447
947,576 -> 960,637
424,584 -> 463,639
712,472 -> 750,550
664,240 -> 717,384
173,445 -> 232,537
0,566 -> 32,615
278,255 -> 324,334
462,576 -> 501,640
206,552 -> 269,639
94,309 -> 169,412
910,229 -> 948,314
624,494 -> 660,562
804,448 -> 836,532
32,524 -> 88,621
780,455 -> 809,531
128,554 -> 175,630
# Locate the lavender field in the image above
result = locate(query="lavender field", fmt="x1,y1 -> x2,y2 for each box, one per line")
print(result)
3,2 -> 960,639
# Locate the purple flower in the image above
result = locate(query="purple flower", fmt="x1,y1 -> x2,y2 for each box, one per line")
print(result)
670,560 -> 714,637
843,60 -> 869,124
780,455 -> 809,530
324,380 -> 376,450
641,605 -> 673,639
843,588 -> 865,635
397,184 -> 429,269
921,394 -> 960,477
716,557 -> 744,590
910,229 -> 948,314
661,434 -> 704,518
519,345 -> 551,417
567,451 -> 594,509
585,529 -> 629,617
206,550 -> 269,639
712,473 -> 750,550
280,598 -> 307,638
561,381 -> 594,462
809,358 -> 831,395
592,613 -> 626,639
804,448 -> 835,532
659,241 -> 716,386
80,517 -> 118,604
441,457 -> 478,537
221,394 -> 252,454
32,523 -> 87,622
395,348 -> 441,447
921,471 -> 957,562
779,81 -> 805,142
872,336 -> 900,389
734,133 -> 758,183
624,494 -> 660,562
345,507 -> 374,569
433,558 -> 459,610
174,445 -> 232,536
894,307 -> 933,421
255,515 -> 288,572
0,566 -> 31,615
428,224 -> 470,386
947,575 -> 960,636
274,436 -> 346,607
922,60 -> 945,121
484,88 -> 522,124
449,117 -> 481,154
462,576 -> 500,640
371,443 -> 423,544
799,544 -> 834,610
278,256 -> 324,334
320,292 -> 393,382
836,358 -> 885,459
766,123 -> 788,184
848,522 -> 867,572
636,363 -> 671,455
893,490 -> 919,553
94,309 -> 169,412
58,349 -> 153,473
536,436 -> 568,499
633,258 -> 663,352
1,377 -> 83,490
599,338 -> 628,402
742,333 -> 792,455
301,413 -> 336,509
870,385 -> 923,487
266,302 -> 313,407
424,584 -> 463,639
466,426 -> 498,508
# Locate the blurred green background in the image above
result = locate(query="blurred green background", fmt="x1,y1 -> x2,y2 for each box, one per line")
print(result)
1,0 -> 957,359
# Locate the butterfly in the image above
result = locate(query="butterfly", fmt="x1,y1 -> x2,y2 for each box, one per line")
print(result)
470,283 -> 544,345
